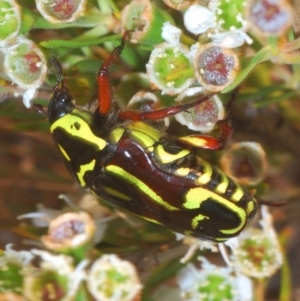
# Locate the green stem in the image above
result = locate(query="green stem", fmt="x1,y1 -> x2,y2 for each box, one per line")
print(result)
254,279 -> 266,301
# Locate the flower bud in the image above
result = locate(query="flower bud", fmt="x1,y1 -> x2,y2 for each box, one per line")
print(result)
3,36 -> 47,89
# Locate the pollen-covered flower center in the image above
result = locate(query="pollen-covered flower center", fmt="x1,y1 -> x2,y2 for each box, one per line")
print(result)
233,157 -> 257,178
49,0 -> 78,20
50,219 -> 85,242
198,47 -> 234,86
262,2 -> 280,20
23,52 -> 41,74
247,245 -> 266,265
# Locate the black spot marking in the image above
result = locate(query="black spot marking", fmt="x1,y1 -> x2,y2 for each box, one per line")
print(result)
74,122 -> 81,130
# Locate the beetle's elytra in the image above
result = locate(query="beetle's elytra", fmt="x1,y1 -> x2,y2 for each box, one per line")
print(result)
39,36 -> 258,242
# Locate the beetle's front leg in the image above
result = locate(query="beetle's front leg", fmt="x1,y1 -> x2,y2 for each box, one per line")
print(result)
97,33 -> 127,116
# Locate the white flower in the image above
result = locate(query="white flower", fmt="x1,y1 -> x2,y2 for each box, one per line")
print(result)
87,254 -> 142,301
23,250 -> 85,301
183,3 -> 253,48
41,211 -> 96,251
177,257 -> 240,301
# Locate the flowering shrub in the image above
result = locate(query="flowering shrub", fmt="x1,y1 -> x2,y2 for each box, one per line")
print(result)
0,0 -> 298,300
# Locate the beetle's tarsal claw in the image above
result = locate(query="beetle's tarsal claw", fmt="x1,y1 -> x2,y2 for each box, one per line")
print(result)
32,103 -> 47,115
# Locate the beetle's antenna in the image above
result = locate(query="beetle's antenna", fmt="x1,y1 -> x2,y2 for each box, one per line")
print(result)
49,56 -> 66,90
257,199 -> 287,207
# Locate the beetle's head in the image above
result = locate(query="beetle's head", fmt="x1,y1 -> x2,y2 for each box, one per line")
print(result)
47,57 -> 75,124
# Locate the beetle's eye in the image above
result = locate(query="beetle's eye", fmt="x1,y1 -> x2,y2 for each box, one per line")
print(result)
57,92 -> 72,103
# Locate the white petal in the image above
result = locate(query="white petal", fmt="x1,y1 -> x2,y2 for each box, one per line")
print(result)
162,22 -> 181,45
23,88 -> 37,108
184,5 -> 216,35
211,30 -> 253,48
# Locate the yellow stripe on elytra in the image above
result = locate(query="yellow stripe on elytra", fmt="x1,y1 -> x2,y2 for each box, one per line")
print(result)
106,165 -> 179,211
109,128 -> 124,144
196,161 -> 213,185
127,121 -> 161,141
215,170 -> 229,194
77,159 -> 96,186
129,130 -> 155,151
179,136 -> 207,147
155,145 -> 190,164
191,214 -> 208,229
58,144 -> 70,161
175,167 -> 190,177
184,187 -> 246,234
50,114 -> 106,150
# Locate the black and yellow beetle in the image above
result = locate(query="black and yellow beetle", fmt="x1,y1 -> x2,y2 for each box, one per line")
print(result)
36,36 -> 259,243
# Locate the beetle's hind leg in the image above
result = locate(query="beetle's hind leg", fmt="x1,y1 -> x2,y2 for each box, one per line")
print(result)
119,89 -> 239,151
176,88 -> 240,151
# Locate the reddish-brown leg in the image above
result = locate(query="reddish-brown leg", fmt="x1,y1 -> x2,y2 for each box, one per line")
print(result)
119,89 -> 238,151
97,35 -> 126,116
118,92 -> 216,120
177,89 -> 239,150
178,118 -> 233,151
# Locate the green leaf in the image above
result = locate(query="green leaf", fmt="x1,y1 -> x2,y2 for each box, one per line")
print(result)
254,91 -> 297,107
40,34 -> 121,49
